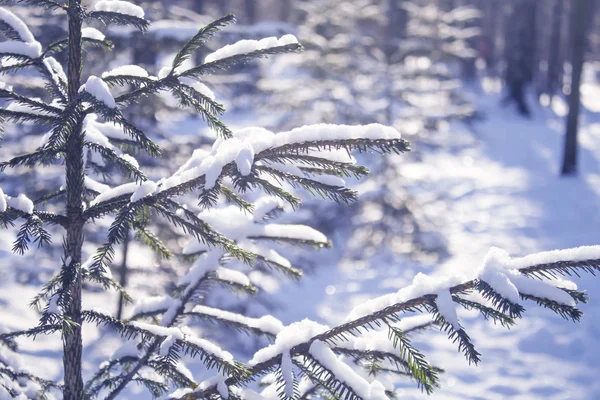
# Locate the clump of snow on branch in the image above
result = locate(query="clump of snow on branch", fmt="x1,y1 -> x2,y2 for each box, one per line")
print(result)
0,40 -> 41,58
309,340 -> 389,400
435,290 -> 460,329
43,57 -> 67,86
348,245 -> 600,323
6,193 -> 34,214
89,182 -> 139,206
130,181 -> 157,202
191,305 -> 284,336
0,187 -> 6,213
249,319 -> 329,366
102,64 -> 150,79
0,8 -> 36,42
0,8 -> 42,58
94,0 -> 145,18
204,34 -> 299,63
347,271 -> 466,321
82,27 -> 105,41
84,75 -> 116,108
160,123 -> 401,192
182,202 -> 327,257
130,321 -> 234,363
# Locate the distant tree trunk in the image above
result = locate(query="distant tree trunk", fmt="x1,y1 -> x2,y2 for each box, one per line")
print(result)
561,0 -> 589,176
245,0 -> 256,24
190,0 -> 204,14
280,0 -> 291,22
218,0 -> 230,16
116,234 -> 130,320
385,0 -> 406,125
546,0 -> 564,97
503,0 -> 537,117
63,0 -> 85,398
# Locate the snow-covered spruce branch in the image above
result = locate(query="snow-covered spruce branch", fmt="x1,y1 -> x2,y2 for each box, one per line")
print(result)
89,202 -> 332,399
172,246 -> 600,399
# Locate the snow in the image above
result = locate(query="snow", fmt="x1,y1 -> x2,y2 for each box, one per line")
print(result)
502,245 -> 600,270
249,319 -> 329,366
119,153 -> 139,169
0,8 -> 36,43
179,77 -> 216,101
84,75 -> 116,108
178,251 -> 222,292
102,64 -> 150,79
271,123 -> 401,148
190,305 -> 284,336
131,295 -> 175,317
43,57 -> 67,87
161,123 -> 399,194
308,341 -> 388,400
94,0 -> 145,19
82,27 -> 105,41
252,197 -> 283,221
507,270 -> 576,307
84,114 -> 129,141
0,41 -> 41,58
435,289 -> 460,329
110,341 -> 139,360
311,174 -> 346,187
0,187 -> 6,213
6,194 -> 34,214
205,35 -> 299,64
182,204 -> 328,257
84,176 -> 110,194
89,182 -> 139,206
280,351 -> 294,397
130,321 -> 233,362
215,266 -> 250,287
130,180 -> 157,202
479,246 -> 583,306
346,271 -> 466,322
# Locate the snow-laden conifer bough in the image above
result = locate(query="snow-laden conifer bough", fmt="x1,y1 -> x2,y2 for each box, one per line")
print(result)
0,3 -> 599,400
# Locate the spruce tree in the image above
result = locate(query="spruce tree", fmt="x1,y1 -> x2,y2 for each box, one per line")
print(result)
1,1 -> 600,400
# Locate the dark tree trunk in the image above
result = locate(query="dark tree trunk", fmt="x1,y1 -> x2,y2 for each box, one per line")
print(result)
561,0 -> 588,176
190,0 -> 204,14
116,234 -> 130,319
245,0 -> 256,24
547,0 -> 564,97
63,1 -> 85,399
218,0 -> 230,16
503,0 -> 537,117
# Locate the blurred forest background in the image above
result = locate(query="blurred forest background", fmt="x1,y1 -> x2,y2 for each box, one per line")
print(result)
2,0 -> 600,398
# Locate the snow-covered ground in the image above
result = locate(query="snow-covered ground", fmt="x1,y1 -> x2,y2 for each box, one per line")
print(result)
273,80 -> 600,399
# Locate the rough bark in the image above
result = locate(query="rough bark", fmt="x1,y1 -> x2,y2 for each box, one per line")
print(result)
561,0 -> 588,175
62,1 -> 85,399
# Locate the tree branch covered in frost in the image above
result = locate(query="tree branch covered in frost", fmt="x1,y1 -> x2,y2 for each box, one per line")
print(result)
173,245 -> 600,400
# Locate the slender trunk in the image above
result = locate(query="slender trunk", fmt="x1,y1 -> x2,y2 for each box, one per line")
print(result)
280,0 -> 291,22
190,0 -> 204,14
244,0 -> 256,24
116,234 -> 130,319
547,0 -> 564,96
63,1 -> 85,399
561,0 -> 588,175
218,0 -> 230,16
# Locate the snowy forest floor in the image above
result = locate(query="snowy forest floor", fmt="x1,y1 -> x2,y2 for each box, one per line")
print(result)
273,80 -> 600,399
2,76 -> 600,399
